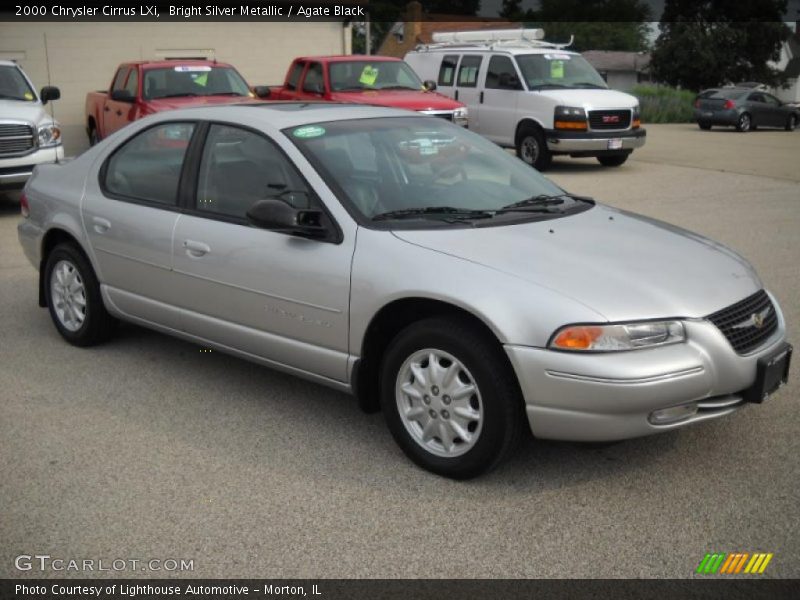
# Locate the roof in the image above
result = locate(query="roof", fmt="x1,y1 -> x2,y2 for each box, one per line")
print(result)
296,55 -> 402,63
410,44 -> 578,57
581,51 -> 650,73
378,18 -> 520,58
120,60 -> 235,70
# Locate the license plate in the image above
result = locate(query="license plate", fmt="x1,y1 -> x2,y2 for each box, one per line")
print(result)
607,138 -> 623,150
744,343 -> 792,404
703,111 -> 713,117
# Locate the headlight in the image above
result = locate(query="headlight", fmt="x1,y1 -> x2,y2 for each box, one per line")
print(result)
37,123 -> 61,147
554,105 -> 587,130
453,107 -> 468,127
549,320 -> 685,352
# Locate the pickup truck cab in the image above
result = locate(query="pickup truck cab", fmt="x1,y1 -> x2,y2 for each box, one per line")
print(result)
405,29 -> 646,170
269,55 -> 468,125
85,60 -> 268,144
0,60 -> 62,190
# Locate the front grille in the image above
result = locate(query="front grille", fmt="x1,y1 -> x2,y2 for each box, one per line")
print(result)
0,123 -> 35,157
706,290 -> 778,354
588,110 -> 631,130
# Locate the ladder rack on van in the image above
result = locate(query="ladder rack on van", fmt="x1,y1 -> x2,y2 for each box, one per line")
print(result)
417,29 -> 574,52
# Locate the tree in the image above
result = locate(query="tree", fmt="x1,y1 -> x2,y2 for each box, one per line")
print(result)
650,0 -> 791,90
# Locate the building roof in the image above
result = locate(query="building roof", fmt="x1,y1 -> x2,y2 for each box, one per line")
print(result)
581,51 -> 650,73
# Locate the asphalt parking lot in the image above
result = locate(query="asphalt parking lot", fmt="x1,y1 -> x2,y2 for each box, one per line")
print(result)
1,124 -> 799,579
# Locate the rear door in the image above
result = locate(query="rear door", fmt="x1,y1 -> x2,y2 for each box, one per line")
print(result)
434,54 -> 460,100
761,93 -> 786,127
453,55 -> 483,129
746,92 -> 771,126
478,54 -> 522,144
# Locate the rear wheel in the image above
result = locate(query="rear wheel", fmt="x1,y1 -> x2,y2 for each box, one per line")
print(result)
44,243 -> 115,346
736,113 -> 751,132
380,317 -> 525,479
698,122 -> 712,130
88,126 -> 99,146
516,126 -> 552,171
597,152 -> 630,167
787,114 -> 797,131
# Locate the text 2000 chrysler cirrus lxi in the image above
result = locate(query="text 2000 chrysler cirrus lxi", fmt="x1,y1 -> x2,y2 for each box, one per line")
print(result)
18,103 -> 792,478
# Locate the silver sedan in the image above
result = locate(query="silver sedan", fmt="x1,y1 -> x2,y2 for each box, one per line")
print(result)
18,103 -> 792,478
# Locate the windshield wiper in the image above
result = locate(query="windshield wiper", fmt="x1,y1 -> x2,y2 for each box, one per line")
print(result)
571,82 -> 608,89
530,83 -> 570,90
157,93 -> 199,98
497,193 -> 593,213
372,206 -> 496,222
204,92 -> 246,96
379,85 -> 418,91
336,86 -> 368,91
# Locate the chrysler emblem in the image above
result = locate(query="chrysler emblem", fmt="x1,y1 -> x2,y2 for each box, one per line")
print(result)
731,306 -> 770,330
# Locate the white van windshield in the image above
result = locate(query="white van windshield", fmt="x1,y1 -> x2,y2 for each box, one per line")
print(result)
516,54 -> 608,90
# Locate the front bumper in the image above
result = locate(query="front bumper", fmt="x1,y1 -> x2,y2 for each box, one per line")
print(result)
0,145 -> 63,189
505,298 -> 788,442
545,128 -> 646,155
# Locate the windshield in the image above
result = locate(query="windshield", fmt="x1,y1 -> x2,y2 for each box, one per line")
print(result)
329,61 -> 423,92
516,53 -> 608,90
0,65 -> 37,102
286,117 -> 587,225
143,66 -> 251,99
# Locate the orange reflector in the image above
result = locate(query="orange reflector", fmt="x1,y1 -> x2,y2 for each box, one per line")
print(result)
633,119 -> 641,129
553,326 -> 603,350
554,120 -> 587,130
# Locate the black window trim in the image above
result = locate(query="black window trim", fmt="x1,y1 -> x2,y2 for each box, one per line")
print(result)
99,119 -> 201,212
179,119 -> 343,244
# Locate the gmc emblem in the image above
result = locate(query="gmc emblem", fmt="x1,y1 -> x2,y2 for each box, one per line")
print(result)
602,115 -> 621,123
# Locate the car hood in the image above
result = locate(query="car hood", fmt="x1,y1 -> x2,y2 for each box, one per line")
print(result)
146,95 -> 256,110
391,204 -> 761,321
0,99 -> 51,125
330,90 -> 462,111
535,88 -> 638,110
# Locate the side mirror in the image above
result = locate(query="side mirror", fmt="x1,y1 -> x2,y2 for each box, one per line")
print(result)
423,80 -> 437,91
110,89 -> 135,102
40,86 -> 60,105
253,85 -> 271,99
246,198 -> 327,239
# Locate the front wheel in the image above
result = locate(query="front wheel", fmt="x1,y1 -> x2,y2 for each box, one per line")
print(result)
736,113 -> 751,132
380,317 -> 525,479
44,243 -> 116,346
698,122 -> 712,130
516,126 -> 552,171
787,114 -> 797,132
597,152 -> 630,167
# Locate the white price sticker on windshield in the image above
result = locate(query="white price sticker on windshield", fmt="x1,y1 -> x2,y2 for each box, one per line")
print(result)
174,66 -> 212,72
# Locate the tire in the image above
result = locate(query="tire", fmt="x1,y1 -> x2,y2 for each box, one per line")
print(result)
516,125 -> 552,171
736,113 -> 751,132
698,122 -> 712,130
44,243 -> 116,346
787,114 -> 797,132
596,152 -> 630,167
88,127 -> 99,146
380,317 -> 525,479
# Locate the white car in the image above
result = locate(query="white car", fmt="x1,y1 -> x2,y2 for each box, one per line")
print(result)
0,60 -> 63,190
405,29 -> 646,170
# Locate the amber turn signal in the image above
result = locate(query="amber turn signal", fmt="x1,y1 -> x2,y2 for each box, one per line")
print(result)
552,326 -> 603,350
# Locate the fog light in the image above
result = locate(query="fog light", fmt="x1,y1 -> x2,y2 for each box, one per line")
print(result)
649,403 -> 698,425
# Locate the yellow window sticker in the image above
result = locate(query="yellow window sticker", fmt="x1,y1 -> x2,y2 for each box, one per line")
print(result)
359,65 -> 378,86
550,60 -> 564,79
24,92 -> 34,100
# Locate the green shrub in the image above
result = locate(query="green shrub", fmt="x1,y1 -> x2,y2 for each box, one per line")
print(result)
631,85 -> 696,123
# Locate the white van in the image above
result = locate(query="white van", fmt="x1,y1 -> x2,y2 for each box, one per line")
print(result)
0,60 -> 62,190
405,29 -> 646,170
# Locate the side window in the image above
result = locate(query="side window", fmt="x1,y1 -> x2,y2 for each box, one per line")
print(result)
111,68 -> 128,93
286,61 -> 305,90
438,55 -> 459,86
303,62 -> 324,93
124,68 -> 138,97
196,124 -> 312,220
486,55 -> 521,90
748,93 -> 765,103
763,94 -> 780,106
457,55 -> 481,87
104,122 -> 195,205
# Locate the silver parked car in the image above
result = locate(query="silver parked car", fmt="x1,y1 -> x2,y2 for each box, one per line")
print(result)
18,103 -> 792,478
694,88 -> 799,132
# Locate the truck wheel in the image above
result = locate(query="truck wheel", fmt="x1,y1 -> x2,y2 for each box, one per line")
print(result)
516,126 -> 552,171
380,317 -> 525,479
88,127 -> 99,146
44,243 -> 116,347
597,152 -> 630,167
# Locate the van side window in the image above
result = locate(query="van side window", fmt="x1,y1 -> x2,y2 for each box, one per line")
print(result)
457,56 -> 481,88
438,55 -> 459,86
486,55 -> 521,90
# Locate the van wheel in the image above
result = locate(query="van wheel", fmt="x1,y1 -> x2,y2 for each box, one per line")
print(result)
380,317 -> 525,479
597,152 -> 630,167
44,243 -> 115,346
516,126 -> 552,171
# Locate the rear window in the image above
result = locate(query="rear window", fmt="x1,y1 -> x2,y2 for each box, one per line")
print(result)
710,90 -> 747,100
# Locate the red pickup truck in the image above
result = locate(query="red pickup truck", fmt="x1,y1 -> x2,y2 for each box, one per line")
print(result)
85,60 -> 269,144
267,55 -> 468,125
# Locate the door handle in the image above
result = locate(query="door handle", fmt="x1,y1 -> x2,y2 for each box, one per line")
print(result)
184,239 -> 211,257
92,216 -> 111,233
454,89 -> 459,101
480,91 -> 484,104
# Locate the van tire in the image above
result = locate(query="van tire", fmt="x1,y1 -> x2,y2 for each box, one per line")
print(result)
516,126 -> 552,171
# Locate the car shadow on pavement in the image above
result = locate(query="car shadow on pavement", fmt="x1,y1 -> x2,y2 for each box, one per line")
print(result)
0,192 -> 22,213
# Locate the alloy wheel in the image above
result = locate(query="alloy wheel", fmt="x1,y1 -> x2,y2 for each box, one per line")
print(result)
50,259 -> 87,332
